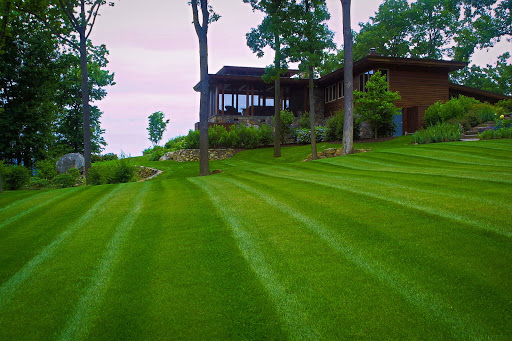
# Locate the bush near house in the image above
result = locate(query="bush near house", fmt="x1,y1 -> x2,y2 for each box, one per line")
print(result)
424,96 -> 503,131
0,164 -> 31,190
324,110 -> 361,141
88,160 -> 137,185
412,122 -> 463,144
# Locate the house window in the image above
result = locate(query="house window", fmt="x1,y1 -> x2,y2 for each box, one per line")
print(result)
359,70 -> 374,92
325,84 -> 337,103
359,69 -> 389,92
338,81 -> 344,99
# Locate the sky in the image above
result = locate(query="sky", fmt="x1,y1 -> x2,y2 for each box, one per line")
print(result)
89,0 -> 509,157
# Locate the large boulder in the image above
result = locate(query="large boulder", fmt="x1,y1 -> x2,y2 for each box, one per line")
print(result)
56,153 -> 85,174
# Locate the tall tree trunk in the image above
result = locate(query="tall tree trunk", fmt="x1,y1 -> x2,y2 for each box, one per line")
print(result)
79,27 -> 91,182
274,33 -> 281,158
341,0 -> 354,155
309,65 -> 317,160
198,33 -> 210,176
0,172 -> 3,193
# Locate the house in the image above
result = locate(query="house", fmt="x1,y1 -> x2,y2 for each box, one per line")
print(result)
195,50 -> 511,134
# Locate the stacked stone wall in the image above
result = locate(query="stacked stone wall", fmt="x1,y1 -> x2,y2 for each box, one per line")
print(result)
159,149 -> 235,162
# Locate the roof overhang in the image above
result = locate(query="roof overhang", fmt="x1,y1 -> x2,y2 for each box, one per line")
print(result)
317,55 -> 468,85
194,74 -> 309,92
449,83 -> 512,103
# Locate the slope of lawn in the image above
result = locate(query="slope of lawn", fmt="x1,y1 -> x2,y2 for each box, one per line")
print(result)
0,137 -> 511,340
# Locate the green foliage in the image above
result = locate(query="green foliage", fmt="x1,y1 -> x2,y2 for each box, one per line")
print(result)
295,126 -> 327,144
478,126 -> 512,139
184,130 -> 200,149
354,71 -> 402,138
143,146 -> 169,162
27,177 -> 50,190
496,99 -> 512,112
1,165 -> 30,190
272,110 -> 295,141
51,169 -> 81,189
494,113 -> 512,129
299,112 -> 310,129
451,53 -> 511,96
209,125 -> 228,148
88,160 -> 136,185
424,96 -> 481,126
91,153 -> 119,163
164,136 -> 187,150
325,110 -> 344,141
412,123 -> 463,144
147,111 -> 170,146
36,158 -> 58,180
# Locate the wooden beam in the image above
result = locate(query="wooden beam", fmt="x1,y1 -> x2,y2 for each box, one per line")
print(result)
221,83 -> 225,115
251,85 -> 255,116
246,85 -> 249,116
216,85 -> 219,116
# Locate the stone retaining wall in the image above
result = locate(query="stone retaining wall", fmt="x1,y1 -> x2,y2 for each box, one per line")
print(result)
159,149 -> 235,162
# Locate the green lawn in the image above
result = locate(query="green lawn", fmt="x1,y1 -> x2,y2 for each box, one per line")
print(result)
1,137 -> 511,340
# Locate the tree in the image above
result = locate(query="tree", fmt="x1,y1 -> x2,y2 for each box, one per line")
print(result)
191,0 -> 219,176
53,43 -> 113,155
341,0 -> 354,155
354,71 -> 401,138
147,111 -> 169,146
452,53 -> 512,96
354,0 -> 412,59
245,0 -> 296,158
0,10 -> 63,167
287,0 -> 334,160
16,0 -> 116,181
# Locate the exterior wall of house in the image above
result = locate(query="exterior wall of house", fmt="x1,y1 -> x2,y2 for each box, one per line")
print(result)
321,67 -> 449,132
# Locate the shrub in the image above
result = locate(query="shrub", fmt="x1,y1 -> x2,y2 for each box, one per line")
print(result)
36,158 -> 58,180
325,110 -> 344,141
143,145 -> 168,161
424,96 -> 480,126
412,123 -> 462,144
299,112 -> 311,129
272,109 -> 295,141
91,153 -> 118,163
88,160 -> 136,185
183,129 -> 200,149
494,113 -> 512,129
209,124 -> 228,148
27,177 -> 50,190
479,126 -> 512,140
295,126 -> 327,144
1,165 -> 31,190
51,169 -> 81,188
258,124 -> 274,146
165,136 -> 187,150
469,103 -> 499,123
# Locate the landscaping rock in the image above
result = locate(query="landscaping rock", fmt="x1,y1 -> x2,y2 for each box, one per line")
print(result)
159,151 -> 175,161
56,153 -> 85,174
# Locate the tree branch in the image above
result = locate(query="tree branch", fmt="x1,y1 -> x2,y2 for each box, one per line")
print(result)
14,2 -> 79,49
191,0 -> 203,35
58,0 -> 80,30
86,2 -> 102,39
200,0 -> 208,33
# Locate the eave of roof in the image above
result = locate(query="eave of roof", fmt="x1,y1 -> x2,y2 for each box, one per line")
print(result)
317,55 -> 468,85
449,83 -> 512,100
193,74 -> 309,91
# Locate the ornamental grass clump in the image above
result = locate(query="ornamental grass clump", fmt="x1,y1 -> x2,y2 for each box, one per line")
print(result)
412,123 -> 462,144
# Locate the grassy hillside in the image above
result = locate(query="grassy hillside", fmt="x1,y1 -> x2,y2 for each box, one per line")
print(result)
1,138 -> 511,339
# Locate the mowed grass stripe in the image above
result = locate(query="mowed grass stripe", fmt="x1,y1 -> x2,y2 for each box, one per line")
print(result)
0,185 -> 123,310
326,155 -> 512,184
220,176 -> 488,339
59,182 -> 151,341
251,166 -> 510,238
190,177 -> 320,340
270,164 -> 512,230
271,161 -> 509,208
0,187 -> 82,231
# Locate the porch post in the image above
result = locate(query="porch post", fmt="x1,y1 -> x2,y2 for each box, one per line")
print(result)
246,86 -> 249,116
251,85 -> 255,116
221,83 -> 225,115
216,85 -> 219,116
